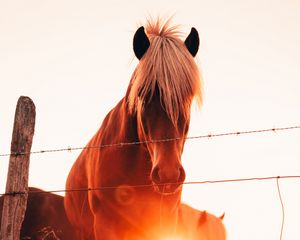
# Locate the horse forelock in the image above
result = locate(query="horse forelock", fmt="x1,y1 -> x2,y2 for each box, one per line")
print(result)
128,18 -> 203,126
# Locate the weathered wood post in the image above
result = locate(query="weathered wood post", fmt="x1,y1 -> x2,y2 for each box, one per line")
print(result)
0,96 -> 36,240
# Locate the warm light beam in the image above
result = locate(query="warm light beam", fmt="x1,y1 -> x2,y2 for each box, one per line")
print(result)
160,236 -> 183,240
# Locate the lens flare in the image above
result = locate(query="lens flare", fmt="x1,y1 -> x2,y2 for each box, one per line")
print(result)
160,236 -> 183,240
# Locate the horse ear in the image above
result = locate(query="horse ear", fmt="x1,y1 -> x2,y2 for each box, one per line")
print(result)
198,211 -> 207,226
133,26 -> 150,60
184,27 -> 199,57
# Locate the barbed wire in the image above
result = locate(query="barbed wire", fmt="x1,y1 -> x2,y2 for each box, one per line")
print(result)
1,175 -> 299,197
0,175 -> 294,239
1,127 -> 297,239
0,124 -> 299,158
276,177 -> 285,240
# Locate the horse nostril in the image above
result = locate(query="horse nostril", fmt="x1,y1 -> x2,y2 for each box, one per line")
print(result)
178,166 -> 186,183
151,166 -> 161,184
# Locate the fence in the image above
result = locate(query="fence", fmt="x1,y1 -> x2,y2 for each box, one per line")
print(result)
1,96 -> 300,239
0,96 -> 35,240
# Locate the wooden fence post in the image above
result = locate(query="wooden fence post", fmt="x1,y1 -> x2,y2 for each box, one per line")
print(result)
0,96 -> 36,240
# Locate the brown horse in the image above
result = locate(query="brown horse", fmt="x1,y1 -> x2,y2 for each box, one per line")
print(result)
64,18 -> 203,240
178,204 -> 226,240
0,187 -> 76,240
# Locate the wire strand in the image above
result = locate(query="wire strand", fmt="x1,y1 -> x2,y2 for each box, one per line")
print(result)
1,175 -> 299,197
0,125 -> 299,157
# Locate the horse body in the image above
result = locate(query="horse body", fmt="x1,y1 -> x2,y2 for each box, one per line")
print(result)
65,18 -> 202,240
0,187 -> 76,240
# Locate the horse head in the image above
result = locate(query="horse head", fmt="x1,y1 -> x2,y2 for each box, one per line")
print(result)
128,19 -> 202,195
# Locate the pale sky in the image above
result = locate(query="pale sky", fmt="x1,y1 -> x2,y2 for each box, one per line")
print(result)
1,1 -> 300,239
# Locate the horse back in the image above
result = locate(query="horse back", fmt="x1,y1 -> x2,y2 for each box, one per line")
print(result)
179,203 -> 226,240
0,187 -> 77,239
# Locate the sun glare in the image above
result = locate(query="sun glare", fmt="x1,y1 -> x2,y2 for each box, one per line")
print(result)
160,236 -> 183,240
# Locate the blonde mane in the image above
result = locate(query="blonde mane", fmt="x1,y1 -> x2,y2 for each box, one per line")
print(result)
128,18 -> 203,125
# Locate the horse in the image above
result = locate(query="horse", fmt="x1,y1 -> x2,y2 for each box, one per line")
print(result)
64,18 -> 203,240
177,203 -> 226,240
0,187 -> 76,240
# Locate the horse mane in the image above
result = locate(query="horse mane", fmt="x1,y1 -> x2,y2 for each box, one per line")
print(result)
127,18 -> 203,125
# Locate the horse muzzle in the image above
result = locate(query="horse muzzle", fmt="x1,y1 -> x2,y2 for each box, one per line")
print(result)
151,165 -> 186,195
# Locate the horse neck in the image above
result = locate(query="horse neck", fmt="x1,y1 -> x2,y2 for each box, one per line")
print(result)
119,98 -> 139,142
97,98 -> 139,145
